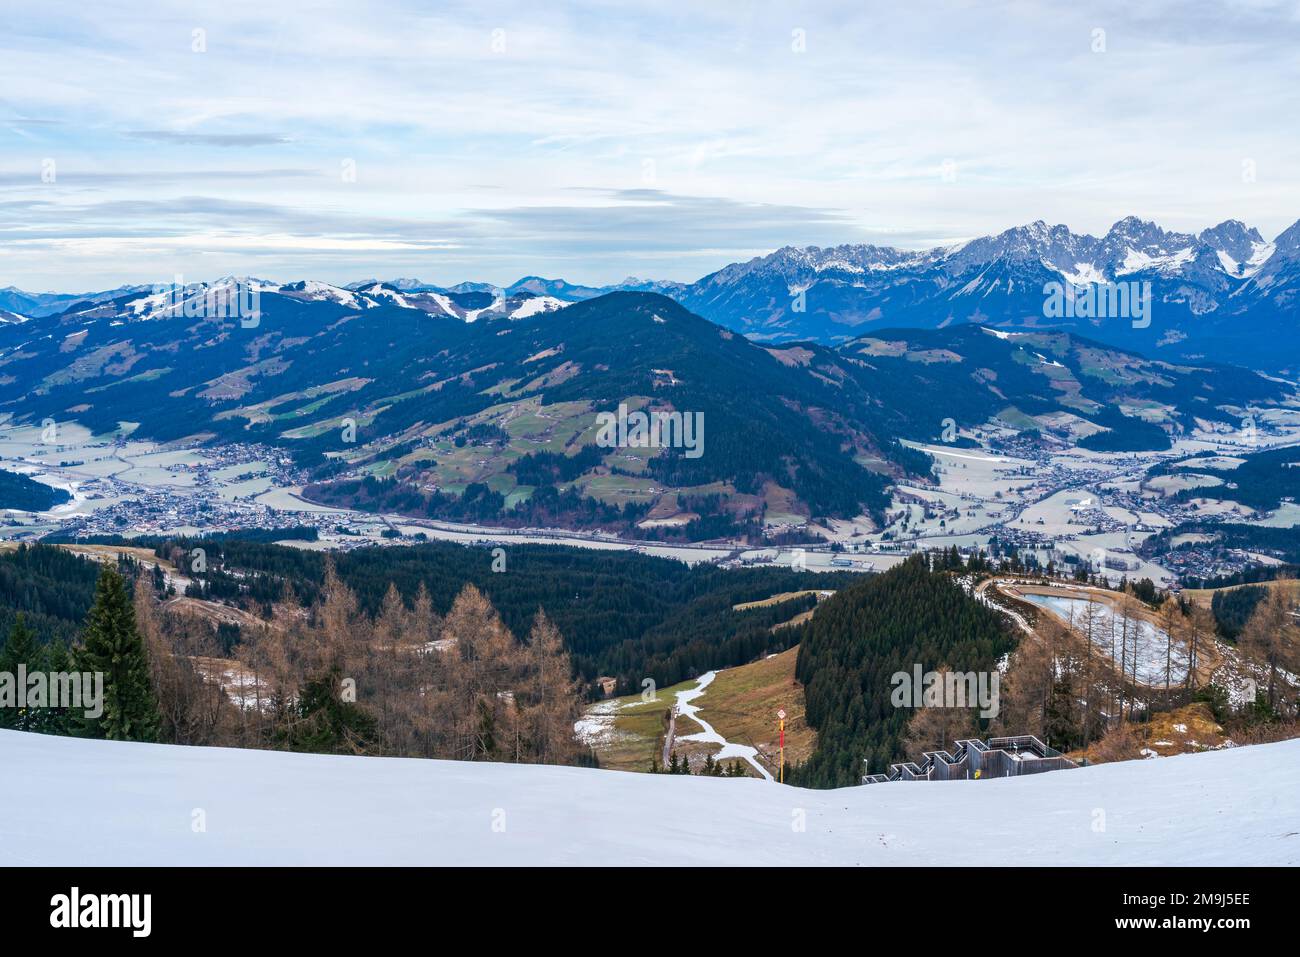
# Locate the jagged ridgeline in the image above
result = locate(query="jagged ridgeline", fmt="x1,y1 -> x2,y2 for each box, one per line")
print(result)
679,218 -> 1300,375
792,555 -> 1015,788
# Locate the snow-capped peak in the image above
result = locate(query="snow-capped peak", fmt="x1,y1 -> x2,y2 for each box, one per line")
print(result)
279,280 -> 371,309
1270,217 -> 1300,255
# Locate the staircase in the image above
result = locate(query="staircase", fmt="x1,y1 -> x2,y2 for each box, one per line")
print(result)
862,735 -> 1077,784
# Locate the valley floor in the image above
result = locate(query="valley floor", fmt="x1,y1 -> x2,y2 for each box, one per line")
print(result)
2,730 -> 1295,866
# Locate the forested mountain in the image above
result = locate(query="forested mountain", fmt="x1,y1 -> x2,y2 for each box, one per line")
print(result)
0,544 -> 104,644
792,555 -> 1014,788
12,213 -> 1300,374
0,469 -> 71,511
1167,443 -> 1300,511
0,287 -> 1287,540
824,324 -> 1281,449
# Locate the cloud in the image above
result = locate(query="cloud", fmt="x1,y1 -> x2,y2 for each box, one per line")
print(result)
123,131 -> 292,147
0,169 -> 322,187
0,0 -> 1297,289
474,189 -> 862,254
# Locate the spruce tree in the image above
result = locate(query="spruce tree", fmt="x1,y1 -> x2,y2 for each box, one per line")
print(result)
0,614 -> 43,731
74,566 -> 161,742
277,665 -> 377,754
39,639 -> 73,735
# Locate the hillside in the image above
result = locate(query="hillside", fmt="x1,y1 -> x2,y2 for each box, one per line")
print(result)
580,644 -> 815,776
825,324 -> 1283,448
2,729 -> 1295,865
0,537 -> 848,695
0,287 -> 1286,542
794,556 -> 1015,787
0,468 -> 71,512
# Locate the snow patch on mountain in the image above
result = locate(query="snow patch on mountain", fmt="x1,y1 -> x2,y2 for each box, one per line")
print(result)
1115,246 -> 1197,276
279,280 -> 370,309
1216,242 -> 1275,278
509,295 -> 568,319
1053,262 -> 1106,286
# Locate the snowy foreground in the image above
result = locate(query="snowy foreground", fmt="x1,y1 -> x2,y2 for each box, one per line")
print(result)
2,730 -> 1296,866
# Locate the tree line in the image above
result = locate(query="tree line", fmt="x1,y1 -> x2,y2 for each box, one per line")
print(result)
1,559 -> 588,769
151,537 -> 857,693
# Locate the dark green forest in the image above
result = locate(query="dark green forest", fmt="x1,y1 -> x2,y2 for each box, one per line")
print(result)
0,469 -> 71,511
1076,406 -> 1172,452
151,536 -> 858,692
1211,585 -> 1269,641
1169,445 -> 1300,511
791,555 -> 1014,788
0,544 -> 104,644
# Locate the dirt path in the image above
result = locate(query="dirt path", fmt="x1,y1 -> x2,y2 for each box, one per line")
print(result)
661,708 -> 677,767
974,577 -> 1035,634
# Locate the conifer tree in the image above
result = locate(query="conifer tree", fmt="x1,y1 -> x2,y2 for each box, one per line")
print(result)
0,614 -> 43,731
39,639 -> 73,735
278,665 -> 377,754
74,565 -> 161,742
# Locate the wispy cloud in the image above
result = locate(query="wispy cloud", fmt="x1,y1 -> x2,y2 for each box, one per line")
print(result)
123,131 -> 292,147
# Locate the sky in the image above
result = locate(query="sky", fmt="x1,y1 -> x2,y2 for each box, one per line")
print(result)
3,0 -> 1300,291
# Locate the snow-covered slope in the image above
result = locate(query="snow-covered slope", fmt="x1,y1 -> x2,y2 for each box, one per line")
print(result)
1,730 -> 1295,866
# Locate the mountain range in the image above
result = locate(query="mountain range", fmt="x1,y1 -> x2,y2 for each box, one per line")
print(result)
0,278 -> 1287,540
6,214 -> 1295,371
676,217 -> 1300,373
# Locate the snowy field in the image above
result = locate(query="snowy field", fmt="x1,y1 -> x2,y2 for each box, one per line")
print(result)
2,730 -> 1296,866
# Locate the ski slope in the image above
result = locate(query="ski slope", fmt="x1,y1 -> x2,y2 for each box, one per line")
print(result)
672,670 -> 773,781
1,730 -> 1295,866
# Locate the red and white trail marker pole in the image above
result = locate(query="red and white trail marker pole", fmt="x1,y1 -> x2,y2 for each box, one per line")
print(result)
777,709 -> 786,783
